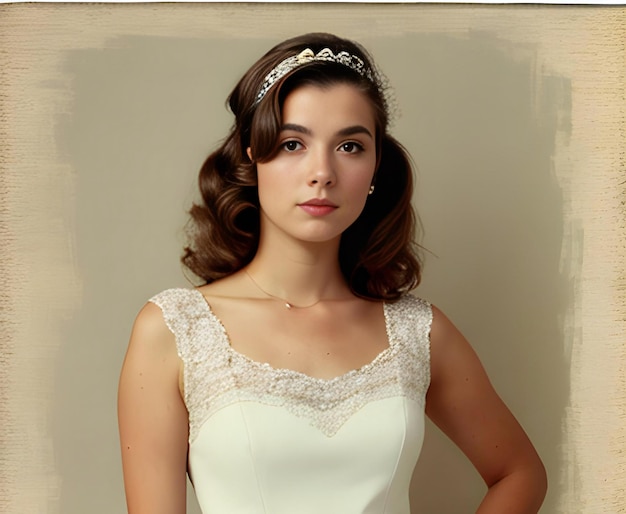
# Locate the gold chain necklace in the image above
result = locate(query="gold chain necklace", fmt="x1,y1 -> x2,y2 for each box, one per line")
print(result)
244,270 -> 322,310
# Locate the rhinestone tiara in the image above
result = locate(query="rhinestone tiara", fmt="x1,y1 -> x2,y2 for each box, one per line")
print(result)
255,47 -> 379,104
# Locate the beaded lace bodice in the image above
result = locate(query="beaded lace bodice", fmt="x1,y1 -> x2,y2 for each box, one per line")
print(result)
149,288 -> 432,442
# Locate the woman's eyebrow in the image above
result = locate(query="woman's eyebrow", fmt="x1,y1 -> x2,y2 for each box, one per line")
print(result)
281,123 -> 312,135
281,123 -> 373,139
336,125 -> 373,138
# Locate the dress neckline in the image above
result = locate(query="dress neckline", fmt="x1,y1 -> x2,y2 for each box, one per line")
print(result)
191,288 -> 395,383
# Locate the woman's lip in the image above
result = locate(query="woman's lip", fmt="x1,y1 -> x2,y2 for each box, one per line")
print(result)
298,199 -> 338,207
298,204 -> 338,216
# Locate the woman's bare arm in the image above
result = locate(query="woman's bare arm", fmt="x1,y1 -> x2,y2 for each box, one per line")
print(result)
426,305 -> 547,513
118,302 -> 189,514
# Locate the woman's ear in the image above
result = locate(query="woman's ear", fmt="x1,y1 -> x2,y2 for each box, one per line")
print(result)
246,147 -> 253,161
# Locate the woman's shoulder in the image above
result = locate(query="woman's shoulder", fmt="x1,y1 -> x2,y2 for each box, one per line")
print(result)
148,287 -> 200,307
389,292 -> 432,319
128,292 -> 189,358
126,288 -> 200,343
393,295 -> 460,342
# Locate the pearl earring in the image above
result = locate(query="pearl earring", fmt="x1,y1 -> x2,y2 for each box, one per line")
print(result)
368,185 -> 375,195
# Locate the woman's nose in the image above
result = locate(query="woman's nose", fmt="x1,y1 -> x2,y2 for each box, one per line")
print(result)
308,150 -> 336,186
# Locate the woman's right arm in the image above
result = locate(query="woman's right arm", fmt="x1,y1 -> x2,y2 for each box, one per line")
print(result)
118,302 -> 189,514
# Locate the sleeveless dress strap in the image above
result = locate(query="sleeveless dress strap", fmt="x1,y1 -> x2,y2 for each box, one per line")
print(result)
148,288 -> 209,363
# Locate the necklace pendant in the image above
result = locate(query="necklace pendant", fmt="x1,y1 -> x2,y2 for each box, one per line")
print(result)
285,302 -> 292,309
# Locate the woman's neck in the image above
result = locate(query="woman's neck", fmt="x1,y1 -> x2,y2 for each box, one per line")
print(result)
245,235 -> 351,307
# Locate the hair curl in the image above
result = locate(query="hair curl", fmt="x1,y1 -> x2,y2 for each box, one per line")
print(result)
182,33 -> 423,301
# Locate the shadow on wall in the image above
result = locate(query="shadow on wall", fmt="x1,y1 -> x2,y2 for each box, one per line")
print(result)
52,31 -> 572,514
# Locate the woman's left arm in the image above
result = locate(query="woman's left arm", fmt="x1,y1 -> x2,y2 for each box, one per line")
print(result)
426,305 -> 548,513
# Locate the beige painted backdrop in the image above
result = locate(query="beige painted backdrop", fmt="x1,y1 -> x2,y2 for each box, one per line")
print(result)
1,4 -> 624,514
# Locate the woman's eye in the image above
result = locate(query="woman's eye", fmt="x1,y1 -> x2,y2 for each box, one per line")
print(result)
282,140 -> 302,152
339,142 -> 364,153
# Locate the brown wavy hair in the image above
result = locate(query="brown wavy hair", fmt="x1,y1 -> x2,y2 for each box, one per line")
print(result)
182,33 -> 423,300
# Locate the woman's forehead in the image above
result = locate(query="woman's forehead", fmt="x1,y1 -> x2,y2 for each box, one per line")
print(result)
280,83 -> 377,132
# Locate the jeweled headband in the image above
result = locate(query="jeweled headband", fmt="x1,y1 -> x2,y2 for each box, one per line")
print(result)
255,47 -> 381,105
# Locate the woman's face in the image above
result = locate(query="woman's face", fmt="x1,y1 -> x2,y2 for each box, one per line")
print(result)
251,82 -> 377,246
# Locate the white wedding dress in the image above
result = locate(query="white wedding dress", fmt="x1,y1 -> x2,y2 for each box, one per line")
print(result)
150,288 -> 432,514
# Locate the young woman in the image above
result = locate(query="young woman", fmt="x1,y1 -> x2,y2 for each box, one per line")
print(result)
118,33 -> 547,514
